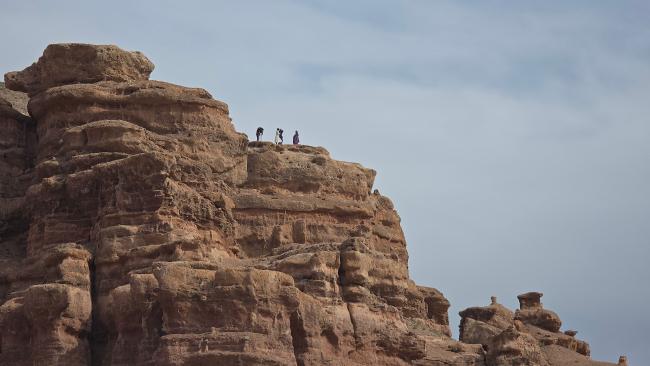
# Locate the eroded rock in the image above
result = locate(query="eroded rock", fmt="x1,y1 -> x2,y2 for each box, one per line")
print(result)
459,293 -> 614,366
5,43 -> 154,95
0,43 -> 620,366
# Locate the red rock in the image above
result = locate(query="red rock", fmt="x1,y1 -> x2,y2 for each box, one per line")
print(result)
459,293 -> 614,366
4,44 -> 154,96
486,326 -> 550,366
0,44 -> 620,366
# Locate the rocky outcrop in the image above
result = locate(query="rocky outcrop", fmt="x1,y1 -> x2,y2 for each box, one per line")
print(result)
515,292 -> 562,333
4,44 -> 154,96
459,296 -> 514,347
0,43 -> 621,365
0,82 -> 29,115
459,294 -> 609,366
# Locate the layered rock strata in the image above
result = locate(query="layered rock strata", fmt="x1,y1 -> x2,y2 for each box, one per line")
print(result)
0,44 -> 621,366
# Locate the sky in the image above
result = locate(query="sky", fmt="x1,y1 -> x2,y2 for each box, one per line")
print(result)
2,0 -> 649,363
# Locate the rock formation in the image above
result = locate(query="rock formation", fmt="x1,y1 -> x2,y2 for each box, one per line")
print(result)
458,293 -> 614,366
0,44 -> 621,365
5,44 -> 154,96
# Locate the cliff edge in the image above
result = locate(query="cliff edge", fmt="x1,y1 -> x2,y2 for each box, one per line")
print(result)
0,44 -> 623,366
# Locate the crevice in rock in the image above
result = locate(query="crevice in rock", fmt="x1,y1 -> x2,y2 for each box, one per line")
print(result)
88,256 -> 107,366
338,245 -> 361,351
346,302 -> 361,352
321,327 -> 339,348
289,311 -> 308,366
337,254 -> 345,288
145,300 -> 164,354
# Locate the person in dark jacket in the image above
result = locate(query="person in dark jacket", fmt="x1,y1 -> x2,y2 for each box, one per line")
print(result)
255,127 -> 264,141
293,130 -> 299,145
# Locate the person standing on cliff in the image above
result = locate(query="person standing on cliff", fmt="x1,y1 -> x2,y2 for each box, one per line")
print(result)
255,127 -> 264,141
275,128 -> 284,144
293,130 -> 300,145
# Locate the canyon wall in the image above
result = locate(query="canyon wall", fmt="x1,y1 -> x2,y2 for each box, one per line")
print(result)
0,44 -> 622,366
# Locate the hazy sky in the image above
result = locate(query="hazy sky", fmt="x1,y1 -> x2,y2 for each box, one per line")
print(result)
2,1 -> 649,363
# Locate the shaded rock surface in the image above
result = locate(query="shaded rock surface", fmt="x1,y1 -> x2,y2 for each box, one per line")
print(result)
0,44 -> 621,365
0,82 -> 29,115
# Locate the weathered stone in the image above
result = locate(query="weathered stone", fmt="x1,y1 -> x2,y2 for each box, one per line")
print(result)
0,82 -> 29,115
515,307 -> 562,333
5,43 -> 154,95
486,326 -> 550,366
518,291 -> 544,309
459,300 -> 515,346
0,43 -> 619,366
459,292 -> 613,365
0,283 -> 91,366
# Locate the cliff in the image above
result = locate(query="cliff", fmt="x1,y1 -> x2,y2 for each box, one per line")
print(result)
0,44 -> 623,366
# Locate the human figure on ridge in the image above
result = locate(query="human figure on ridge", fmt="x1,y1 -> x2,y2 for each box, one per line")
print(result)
293,130 -> 299,145
275,128 -> 284,145
255,127 -> 264,141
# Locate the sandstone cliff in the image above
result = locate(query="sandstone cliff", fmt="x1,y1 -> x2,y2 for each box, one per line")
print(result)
0,44 -> 622,366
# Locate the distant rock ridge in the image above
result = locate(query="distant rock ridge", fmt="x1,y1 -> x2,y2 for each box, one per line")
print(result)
0,44 -> 622,365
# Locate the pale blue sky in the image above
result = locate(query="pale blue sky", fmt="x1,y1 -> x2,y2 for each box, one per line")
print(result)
2,1 -> 649,363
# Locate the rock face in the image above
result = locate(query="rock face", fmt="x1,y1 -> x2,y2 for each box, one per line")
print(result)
0,44 -> 619,366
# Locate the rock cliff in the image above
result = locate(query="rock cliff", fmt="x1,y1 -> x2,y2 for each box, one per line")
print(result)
0,44 -> 622,366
